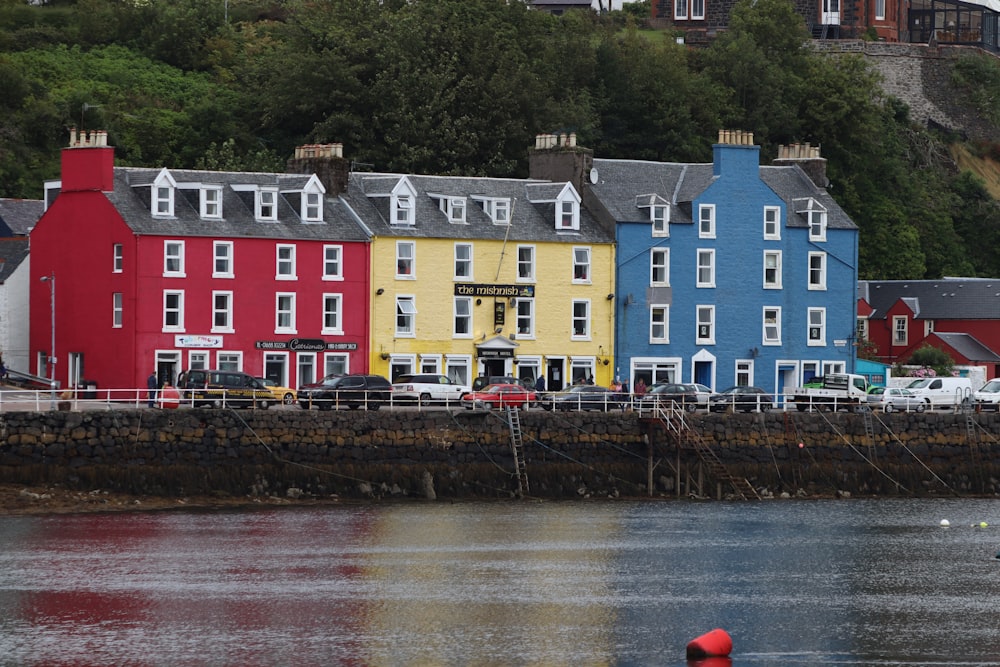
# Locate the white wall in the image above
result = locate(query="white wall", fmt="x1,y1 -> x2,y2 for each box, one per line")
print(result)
0,256 -> 30,374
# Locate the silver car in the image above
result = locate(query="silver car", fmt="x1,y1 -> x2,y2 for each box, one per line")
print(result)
867,386 -> 925,413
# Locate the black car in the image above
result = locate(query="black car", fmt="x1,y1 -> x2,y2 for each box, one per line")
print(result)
298,374 -> 391,411
709,386 -> 773,413
641,382 -> 699,412
542,385 -> 622,412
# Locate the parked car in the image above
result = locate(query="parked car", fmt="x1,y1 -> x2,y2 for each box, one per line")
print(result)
257,378 -> 297,405
904,377 -> 974,409
974,379 -> 1000,411
391,374 -> 471,406
176,369 -> 273,409
461,383 -> 536,410
542,385 -> 622,412
682,383 -> 712,410
298,374 -> 391,411
709,386 -> 772,413
867,386 -> 926,413
471,375 -> 522,392
642,382 -> 699,412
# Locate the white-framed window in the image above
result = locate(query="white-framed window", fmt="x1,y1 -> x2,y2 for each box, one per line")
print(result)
764,206 -> 781,239
697,249 -> 715,287
809,209 -> 827,241
212,291 -> 233,332
257,187 -> 278,221
420,355 -> 441,374
275,293 -> 296,333
652,205 -> 669,236
152,170 -> 175,217
764,250 -> 782,288
823,361 -> 846,376
475,197 -> 511,225
164,240 -> 185,277
650,305 -> 669,343
454,243 -> 473,280
736,360 -> 753,387
324,353 -> 349,377
571,300 -> 590,339
893,315 -> 907,346
445,355 -> 472,386
396,241 -> 415,278
517,245 -> 535,281
276,244 -> 296,280
650,248 -> 669,286
924,319 -> 935,336
201,186 -> 223,219
763,307 -> 781,345
808,307 -> 826,345
698,204 -> 715,238
439,196 -> 467,223
396,296 -> 416,336
213,241 -> 233,278
696,305 -> 715,344
112,292 -> 123,328
323,245 -> 342,280
188,351 -> 208,371
556,190 -> 580,230
572,247 -> 591,283
302,191 -> 322,222
113,244 -> 123,273
322,294 -> 343,334
875,0 -> 885,19
674,0 -> 688,19
217,352 -> 242,371
163,290 -> 184,331
691,0 -> 705,19
808,252 -> 827,290
516,298 -> 535,337
298,353 -> 317,386
392,185 -> 415,226
856,317 -> 869,342
454,297 -> 473,337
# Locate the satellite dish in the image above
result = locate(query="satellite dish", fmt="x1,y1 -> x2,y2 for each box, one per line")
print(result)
589,167 -> 599,184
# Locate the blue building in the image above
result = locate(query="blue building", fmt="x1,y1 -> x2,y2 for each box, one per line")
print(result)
531,131 -> 859,399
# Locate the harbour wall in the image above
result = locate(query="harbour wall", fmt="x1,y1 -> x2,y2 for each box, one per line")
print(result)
0,408 -> 997,500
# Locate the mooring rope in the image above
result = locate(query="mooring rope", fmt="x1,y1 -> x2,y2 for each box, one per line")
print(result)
813,409 -> 911,494
867,409 -> 959,495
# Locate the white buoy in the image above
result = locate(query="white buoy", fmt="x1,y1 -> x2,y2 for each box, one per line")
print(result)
940,519 -> 950,527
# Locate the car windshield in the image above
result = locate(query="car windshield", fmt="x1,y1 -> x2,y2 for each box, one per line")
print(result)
907,379 -> 931,388
484,386 -> 506,394
869,387 -> 885,396
981,380 -> 1000,392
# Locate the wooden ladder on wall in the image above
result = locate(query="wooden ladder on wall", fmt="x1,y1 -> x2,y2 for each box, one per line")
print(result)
506,406 -> 530,498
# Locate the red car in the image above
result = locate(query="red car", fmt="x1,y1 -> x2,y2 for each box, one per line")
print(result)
461,383 -> 536,410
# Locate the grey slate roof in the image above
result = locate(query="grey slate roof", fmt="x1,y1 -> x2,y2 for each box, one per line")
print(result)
341,173 -> 615,244
859,278 -> 1000,320
932,332 -> 1000,363
760,166 -> 856,230
0,238 -> 29,283
102,167 -> 371,242
0,198 -> 44,236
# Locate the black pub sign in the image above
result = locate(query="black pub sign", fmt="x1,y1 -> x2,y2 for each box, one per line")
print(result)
256,339 -> 359,351
454,284 -> 536,298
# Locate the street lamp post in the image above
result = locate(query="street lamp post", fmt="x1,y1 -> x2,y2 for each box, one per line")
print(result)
39,273 -> 55,410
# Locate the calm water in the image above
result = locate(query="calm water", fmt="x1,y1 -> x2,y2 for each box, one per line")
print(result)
0,499 -> 998,667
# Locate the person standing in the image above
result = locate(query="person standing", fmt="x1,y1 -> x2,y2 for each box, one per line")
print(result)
147,371 -> 158,408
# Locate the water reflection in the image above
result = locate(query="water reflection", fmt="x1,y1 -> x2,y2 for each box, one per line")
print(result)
0,500 -> 998,666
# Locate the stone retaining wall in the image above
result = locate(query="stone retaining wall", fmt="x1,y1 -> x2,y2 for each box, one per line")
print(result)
0,408 -> 997,500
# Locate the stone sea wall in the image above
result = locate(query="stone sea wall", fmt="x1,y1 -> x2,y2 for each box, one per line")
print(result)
0,408 -> 998,500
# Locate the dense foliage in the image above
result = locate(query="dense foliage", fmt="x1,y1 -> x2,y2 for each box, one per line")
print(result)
3,0 -> 1000,279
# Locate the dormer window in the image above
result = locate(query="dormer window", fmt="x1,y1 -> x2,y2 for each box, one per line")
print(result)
391,178 -> 416,226
555,184 -> 580,231
201,186 -> 223,219
303,191 -> 322,222
473,196 -> 511,225
257,188 -> 278,221
437,196 -> 466,224
152,169 -> 176,218
636,194 -> 669,237
808,208 -> 827,241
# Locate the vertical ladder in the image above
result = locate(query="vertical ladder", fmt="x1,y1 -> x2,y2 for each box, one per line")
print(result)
506,406 -> 529,497
862,405 -> 877,460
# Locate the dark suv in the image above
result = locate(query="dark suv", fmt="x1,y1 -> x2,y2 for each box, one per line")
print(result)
297,374 -> 391,411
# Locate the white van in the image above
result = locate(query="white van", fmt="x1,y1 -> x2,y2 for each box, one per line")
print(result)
904,377 -> 973,409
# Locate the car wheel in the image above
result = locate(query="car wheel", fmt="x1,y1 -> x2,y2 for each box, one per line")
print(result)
318,401 -> 333,411
419,393 -> 432,406
884,403 -> 894,413
486,401 -> 497,410
212,398 -> 224,409
282,393 -> 294,405
367,402 -> 382,411
685,402 -> 696,413
915,402 -> 925,413
258,399 -> 270,410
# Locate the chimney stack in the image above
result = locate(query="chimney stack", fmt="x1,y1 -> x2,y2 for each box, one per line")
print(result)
528,132 -> 593,193
774,142 -> 829,188
61,127 -> 115,193
712,129 -> 761,178
286,143 -> 350,196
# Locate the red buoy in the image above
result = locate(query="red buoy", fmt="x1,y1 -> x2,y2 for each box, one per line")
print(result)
686,628 -> 733,659
687,658 -> 732,667
159,383 -> 180,409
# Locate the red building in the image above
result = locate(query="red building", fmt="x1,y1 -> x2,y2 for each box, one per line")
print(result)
30,131 -> 372,392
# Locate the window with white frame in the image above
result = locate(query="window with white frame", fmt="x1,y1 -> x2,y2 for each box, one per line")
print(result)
691,0 -> 705,18
516,298 -> 535,337
924,319 -> 935,336
323,245 -> 342,280
212,291 -> 233,332
454,297 -> 472,337
112,292 -> 123,328
454,243 -> 472,280
163,290 -> 184,331
439,196 -> 466,223
808,252 -> 826,290
763,307 -> 781,345
396,296 -> 416,336
302,190 -> 322,222
875,0 -> 885,19
396,241 -> 415,278
324,354 -> 349,377
188,351 -> 208,370
298,353 -> 316,386
475,197 -> 511,225
164,241 -> 185,277
696,305 -> 715,344
698,204 -> 715,238
697,249 -> 715,287
392,191 -> 414,226
420,355 -> 440,373
764,250 -> 782,288
153,170 -> 175,217
650,305 -> 669,343
322,294 -> 343,334
257,188 -> 277,221
201,186 -> 222,219
517,245 -> 535,281
446,356 -> 471,386
113,244 -> 123,273
213,241 -> 233,278
276,244 -> 296,279
809,208 -> 827,241
674,0 -> 688,19
217,352 -> 242,371
893,316 -> 907,345
764,206 -> 781,239
823,361 -> 846,375
651,205 -> 669,236
572,247 -> 591,283
808,307 -> 826,345
557,192 -> 579,230
736,360 -> 753,387
856,317 -> 868,342
571,300 -> 590,339
651,248 -> 670,286
275,293 -> 296,333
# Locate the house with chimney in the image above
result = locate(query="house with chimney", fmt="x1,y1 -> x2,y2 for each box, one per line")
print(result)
0,198 -> 41,375
532,131 -> 859,398
29,131 -> 372,392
